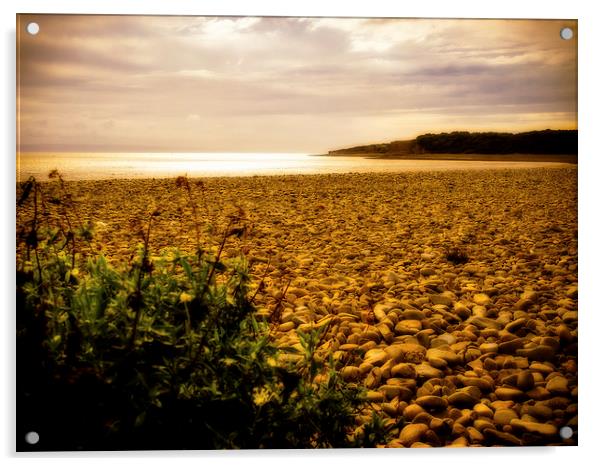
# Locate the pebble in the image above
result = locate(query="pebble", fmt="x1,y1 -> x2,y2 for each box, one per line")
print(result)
385,343 -> 426,363
415,363 -> 444,380
415,395 -> 448,411
468,316 -> 503,330
474,403 -> 494,418
498,338 -> 525,354
341,366 -> 361,382
483,428 -> 523,446
403,404 -> 425,421
516,345 -> 556,362
494,387 -> 524,401
545,376 -> 569,395
493,408 -> 519,425
427,347 -> 461,366
473,293 -> 491,306
366,391 -> 385,403
509,419 -> 558,437
516,371 -> 535,391
430,294 -> 453,306
479,342 -> 499,354
399,423 -> 429,446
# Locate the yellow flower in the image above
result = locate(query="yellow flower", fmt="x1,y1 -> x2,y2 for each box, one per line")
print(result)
179,292 -> 194,303
252,387 -> 272,407
71,268 -> 80,278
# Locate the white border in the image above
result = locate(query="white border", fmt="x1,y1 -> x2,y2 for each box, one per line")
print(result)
2,1 -> 600,465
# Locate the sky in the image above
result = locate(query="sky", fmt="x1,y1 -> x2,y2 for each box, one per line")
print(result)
17,15 -> 577,153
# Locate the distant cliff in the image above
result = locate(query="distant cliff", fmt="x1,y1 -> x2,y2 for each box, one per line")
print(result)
329,130 -> 578,156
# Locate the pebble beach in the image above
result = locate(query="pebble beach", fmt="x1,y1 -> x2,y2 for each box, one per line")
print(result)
18,166 -> 578,447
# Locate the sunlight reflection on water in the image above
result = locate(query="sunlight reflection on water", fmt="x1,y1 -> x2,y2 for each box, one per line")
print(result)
17,152 -> 571,182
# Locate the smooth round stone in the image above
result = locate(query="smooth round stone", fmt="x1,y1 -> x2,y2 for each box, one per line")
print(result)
341,366 -> 361,382
449,436 -> 469,447
459,376 -> 494,392
381,384 -> 413,401
448,390 -> 479,407
479,342 -> 499,354
530,362 -> 555,374
473,293 -> 491,306
401,309 -> 426,320
382,402 -> 399,418
483,358 -> 498,371
516,371 -> 535,391
471,305 -> 488,318
491,400 -> 514,411
410,441 -> 432,448
509,419 -> 558,437
541,336 -> 560,351
498,338 -> 525,354
562,311 -> 578,323
464,347 -> 482,363
358,362 -> 373,375
403,403 -> 425,421
524,403 -> 554,420
451,422 -> 466,436
430,294 -> 453,306
521,290 -> 539,302
546,375 -> 569,395
493,408 -> 519,425
495,387 -> 524,401
278,321 -> 296,332
415,363 -> 443,380
566,286 -> 578,299
474,403 -> 494,418
483,428 -> 523,446
431,333 -> 457,347
339,343 -> 360,351
466,426 -> 484,443
427,356 -> 448,369
391,363 -> 417,379
428,417 -> 448,432
473,419 -> 496,432
427,347 -> 461,365
399,423 -> 429,446
453,302 -> 471,320
385,343 -> 426,363
415,395 -> 448,411
468,316 -> 503,330
525,386 -> 552,400
517,345 -> 556,362
363,348 -> 389,366
504,318 -> 527,333
366,391 -> 385,403
399,319 -> 422,330
395,323 -> 419,335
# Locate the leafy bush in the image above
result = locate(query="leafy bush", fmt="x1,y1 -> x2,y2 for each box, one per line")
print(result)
16,175 -> 379,450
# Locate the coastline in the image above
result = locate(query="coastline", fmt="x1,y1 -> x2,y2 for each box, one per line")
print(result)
322,153 -> 578,164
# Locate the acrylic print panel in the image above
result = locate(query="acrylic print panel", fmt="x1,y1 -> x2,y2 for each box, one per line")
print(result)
16,14 -> 577,450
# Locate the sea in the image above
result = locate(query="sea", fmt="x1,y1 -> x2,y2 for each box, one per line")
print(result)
16,152 -> 571,182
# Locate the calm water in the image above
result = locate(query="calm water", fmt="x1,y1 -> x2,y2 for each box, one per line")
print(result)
17,152 -> 571,182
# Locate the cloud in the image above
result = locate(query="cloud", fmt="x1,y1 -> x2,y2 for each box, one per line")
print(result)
17,15 -> 577,153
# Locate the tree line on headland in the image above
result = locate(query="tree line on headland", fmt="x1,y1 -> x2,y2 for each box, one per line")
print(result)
328,130 -> 577,156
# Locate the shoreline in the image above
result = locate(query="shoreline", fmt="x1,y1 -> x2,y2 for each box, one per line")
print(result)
323,153 -> 577,163
17,160 -> 576,184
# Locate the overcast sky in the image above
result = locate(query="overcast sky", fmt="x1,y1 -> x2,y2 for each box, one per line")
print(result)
17,15 -> 577,153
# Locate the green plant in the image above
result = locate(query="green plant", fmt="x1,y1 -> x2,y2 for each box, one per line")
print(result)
17,174 -> 377,450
